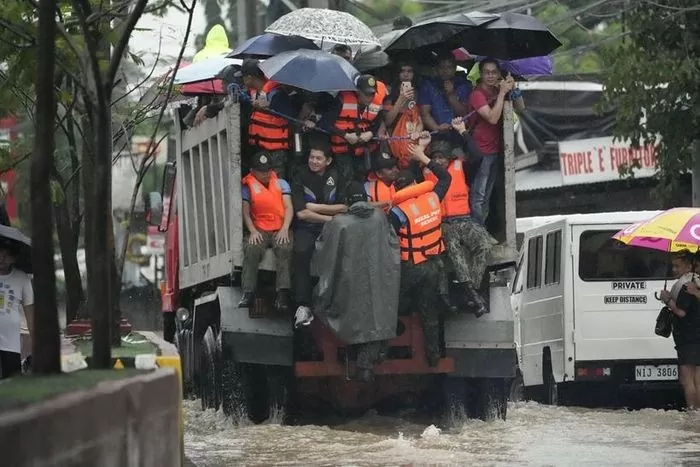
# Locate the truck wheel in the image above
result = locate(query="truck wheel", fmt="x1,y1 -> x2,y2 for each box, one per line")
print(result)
199,326 -> 221,411
509,372 -> 525,402
474,378 -> 508,421
264,365 -> 295,425
220,354 -> 254,423
442,377 -> 468,427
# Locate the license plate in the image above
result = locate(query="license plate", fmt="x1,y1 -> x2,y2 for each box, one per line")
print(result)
635,364 -> 678,381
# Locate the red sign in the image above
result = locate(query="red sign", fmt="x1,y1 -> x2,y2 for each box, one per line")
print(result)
0,116 -> 18,221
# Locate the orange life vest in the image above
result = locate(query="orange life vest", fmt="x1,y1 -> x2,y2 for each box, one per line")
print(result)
242,172 -> 285,231
386,103 -> 421,169
248,80 -> 289,151
423,160 -> 470,218
366,179 -> 395,204
397,191 -> 445,264
392,181 -> 434,206
331,81 -> 387,156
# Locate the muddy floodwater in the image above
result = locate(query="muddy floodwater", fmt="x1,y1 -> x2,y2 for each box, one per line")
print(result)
184,399 -> 700,466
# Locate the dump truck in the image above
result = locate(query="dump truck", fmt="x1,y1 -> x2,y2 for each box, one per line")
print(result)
147,95 -> 520,424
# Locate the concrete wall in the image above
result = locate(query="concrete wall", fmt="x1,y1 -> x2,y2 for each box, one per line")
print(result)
0,369 -> 181,467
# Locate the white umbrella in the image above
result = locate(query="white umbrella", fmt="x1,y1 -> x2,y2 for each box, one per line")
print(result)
265,8 -> 381,48
173,55 -> 242,85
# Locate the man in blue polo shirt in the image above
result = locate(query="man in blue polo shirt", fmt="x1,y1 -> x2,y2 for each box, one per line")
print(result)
418,52 -> 472,157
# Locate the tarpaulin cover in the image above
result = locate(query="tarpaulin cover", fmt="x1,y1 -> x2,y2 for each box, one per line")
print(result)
311,202 -> 400,344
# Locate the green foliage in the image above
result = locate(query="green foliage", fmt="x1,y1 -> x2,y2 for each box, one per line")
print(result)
534,2 -> 622,74
601,0 -> 699,201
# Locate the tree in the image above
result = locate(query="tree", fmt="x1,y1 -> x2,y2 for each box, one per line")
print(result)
601,1 -> 699,201
1,0 -> 196,369
31,0 -> 60,374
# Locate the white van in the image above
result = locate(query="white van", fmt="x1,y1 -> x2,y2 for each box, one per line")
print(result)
512,211 -> 680,404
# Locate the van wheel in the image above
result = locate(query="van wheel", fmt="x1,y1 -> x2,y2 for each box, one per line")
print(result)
543,359 -> 558,406
199,326 -> 220,411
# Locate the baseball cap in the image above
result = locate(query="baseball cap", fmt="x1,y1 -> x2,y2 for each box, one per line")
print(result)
234,58 -> 264,79
356,74 -> 377,95
251,151 -> 273,171
428,140 -> 454,159
373,150 -> 398,171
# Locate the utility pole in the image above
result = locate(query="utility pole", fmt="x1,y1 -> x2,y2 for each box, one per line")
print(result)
693,140 -> 700,207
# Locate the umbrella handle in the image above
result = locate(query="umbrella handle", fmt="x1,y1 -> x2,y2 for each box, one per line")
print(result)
654,291 -> 662,301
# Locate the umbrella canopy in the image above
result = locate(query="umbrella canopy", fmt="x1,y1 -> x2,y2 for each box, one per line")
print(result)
259,49 -> 360,93
353,50 -> 390,73
0,225 -> 31,273
173,55 -> 241,85
229,33 -> 319,59
265,8 -> 380,47
383,11 -> 499,52
458,12 -> 562,60
613,208 -> 700,253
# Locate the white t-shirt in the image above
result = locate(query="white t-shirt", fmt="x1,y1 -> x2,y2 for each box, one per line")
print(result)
0,270 -> 34,353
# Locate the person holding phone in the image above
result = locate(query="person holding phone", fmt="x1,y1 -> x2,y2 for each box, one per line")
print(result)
384,62 -> 423,169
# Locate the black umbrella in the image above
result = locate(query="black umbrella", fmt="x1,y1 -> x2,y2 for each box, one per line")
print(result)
457,12 -> 562,60
383,11 -> 499,52
259,49 -> 360,93
228,33 -> 319,59
353,50 -> 390,72
0,225 -> 31,274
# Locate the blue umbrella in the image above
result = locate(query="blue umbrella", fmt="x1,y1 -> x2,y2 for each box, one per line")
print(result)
173,55 -> 241,85
259,49 -> 360,93
228,33 -> 319,59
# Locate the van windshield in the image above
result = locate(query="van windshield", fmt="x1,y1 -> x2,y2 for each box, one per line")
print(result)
578,230 -> 673,281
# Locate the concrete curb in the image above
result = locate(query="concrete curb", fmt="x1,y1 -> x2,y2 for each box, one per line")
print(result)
0,369 -> 181,466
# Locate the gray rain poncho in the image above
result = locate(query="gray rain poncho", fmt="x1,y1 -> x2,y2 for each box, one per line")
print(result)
311,202 -> 400,344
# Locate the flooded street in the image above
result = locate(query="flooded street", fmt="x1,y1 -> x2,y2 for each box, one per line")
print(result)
184,399 -> 700,466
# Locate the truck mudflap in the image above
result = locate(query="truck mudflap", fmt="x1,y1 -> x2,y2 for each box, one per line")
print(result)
215,286 -> 294,367
444,277 -> 517,378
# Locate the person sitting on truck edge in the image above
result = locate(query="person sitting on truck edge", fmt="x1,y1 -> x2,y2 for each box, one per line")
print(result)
423,126 -> 491,318
660,250 -> 700,410
316,74 -> 388,183
292,135 -> 347,327
237,58 -> 296,178
238,151 -> 294,312
387,134 -> 451,367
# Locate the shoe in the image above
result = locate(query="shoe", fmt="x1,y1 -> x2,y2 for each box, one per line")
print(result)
294,306 -> 314,328
462,282 -> 488,317
275,289 -> 291,313
238,292 -> 254,308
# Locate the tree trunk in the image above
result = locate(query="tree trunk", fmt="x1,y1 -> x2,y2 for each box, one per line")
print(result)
54,198 -> 84,323
90,101 -> 113,368
31,0 -> 61,374
81,113 -> 96,322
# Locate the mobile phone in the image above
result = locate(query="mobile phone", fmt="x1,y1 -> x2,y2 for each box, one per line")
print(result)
401,81 -> 412,92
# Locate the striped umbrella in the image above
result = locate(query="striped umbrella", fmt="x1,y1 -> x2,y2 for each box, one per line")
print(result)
613,208 -> 700,252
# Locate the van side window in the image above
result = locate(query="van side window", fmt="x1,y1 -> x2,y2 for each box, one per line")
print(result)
545,230 -> 562,285
578,230 -> 673,281
526,236 -> 543,289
